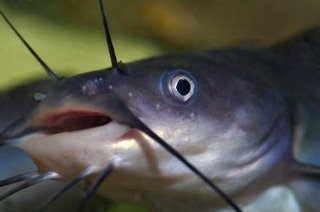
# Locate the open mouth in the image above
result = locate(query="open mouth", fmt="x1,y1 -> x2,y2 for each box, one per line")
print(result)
7,107 -> 133,177
7,106 -> 132,150
38,110 -> 113,134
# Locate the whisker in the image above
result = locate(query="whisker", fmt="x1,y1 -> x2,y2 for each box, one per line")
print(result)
0,10 -> 60,81
79,163 -> 115,210
0,171 -> 39,187
141,125 -> 241,211
0,172 -> 60,202
38,166 -> 98,212
2,117 -> 27,135
98,0 -> 118,68
0,117 -> 27,146
118,103 -> 242,211
98,0 -> 127,75
1,127 -> 49,145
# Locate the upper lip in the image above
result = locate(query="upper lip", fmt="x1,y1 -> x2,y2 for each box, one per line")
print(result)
33,109 -> 113,135
3,104 -> 117,142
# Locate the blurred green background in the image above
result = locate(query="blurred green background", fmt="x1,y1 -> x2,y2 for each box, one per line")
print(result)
1,0 -> 320,90
1,0 -> 320,211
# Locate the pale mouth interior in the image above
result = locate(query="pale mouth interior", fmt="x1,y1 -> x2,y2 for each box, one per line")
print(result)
38,110 -> 113,134
12,109 -> 132,177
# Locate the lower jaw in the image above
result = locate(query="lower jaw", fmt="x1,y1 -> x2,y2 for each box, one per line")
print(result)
11,121 -> 131,178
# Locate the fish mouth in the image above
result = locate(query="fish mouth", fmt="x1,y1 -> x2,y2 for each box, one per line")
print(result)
25,104 -> 136,143
34,109 -> 114,135
7,104 -> 136,179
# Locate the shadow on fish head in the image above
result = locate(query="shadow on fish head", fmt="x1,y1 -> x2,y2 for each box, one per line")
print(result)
0,1 -> 301,210
5,50 -> 293,205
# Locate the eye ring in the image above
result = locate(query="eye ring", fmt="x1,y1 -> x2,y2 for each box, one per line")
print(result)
168,75 -> 195,101
161,69 -> 197,104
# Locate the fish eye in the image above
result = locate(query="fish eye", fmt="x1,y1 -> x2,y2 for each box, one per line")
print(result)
162,70 -> 197,102
169,75 -> 195,101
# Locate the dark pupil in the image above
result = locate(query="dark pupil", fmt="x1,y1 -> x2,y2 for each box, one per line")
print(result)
176,79 -> 191,96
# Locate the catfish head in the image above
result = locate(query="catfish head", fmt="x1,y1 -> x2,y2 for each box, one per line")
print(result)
0,1 -> 309,211
5,51 -> 292,210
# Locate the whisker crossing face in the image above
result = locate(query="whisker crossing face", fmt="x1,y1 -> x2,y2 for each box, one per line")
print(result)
0,172 -> 60,202
0,171 -> 39,187
1,1 -> 320,212
0,1 -> 241,211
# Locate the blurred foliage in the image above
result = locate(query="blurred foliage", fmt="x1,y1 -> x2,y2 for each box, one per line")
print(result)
1,0 -> 320,90
82,193 -> 149,212
2,0 -> 320,48
0,1 -> 163,90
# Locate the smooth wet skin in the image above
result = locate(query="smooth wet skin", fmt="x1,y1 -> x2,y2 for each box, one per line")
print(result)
3,37 -> 320,211
1,3 -> 320,209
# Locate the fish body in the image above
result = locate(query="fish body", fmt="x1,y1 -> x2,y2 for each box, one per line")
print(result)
1,8 -> 320,212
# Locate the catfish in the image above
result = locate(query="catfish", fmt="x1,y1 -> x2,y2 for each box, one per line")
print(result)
0,1 -> 320,211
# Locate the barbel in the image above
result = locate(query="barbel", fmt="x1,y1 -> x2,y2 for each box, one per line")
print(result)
0,1 -> 320,212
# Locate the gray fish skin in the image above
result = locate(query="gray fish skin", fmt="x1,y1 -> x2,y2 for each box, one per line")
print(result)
1,29 -> 320,211
268,28 -> 320,211
0,80 -> 52,179
271,28 -> 320,166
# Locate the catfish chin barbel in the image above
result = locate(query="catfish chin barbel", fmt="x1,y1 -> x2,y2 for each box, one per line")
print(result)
1,1 -> 320,211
